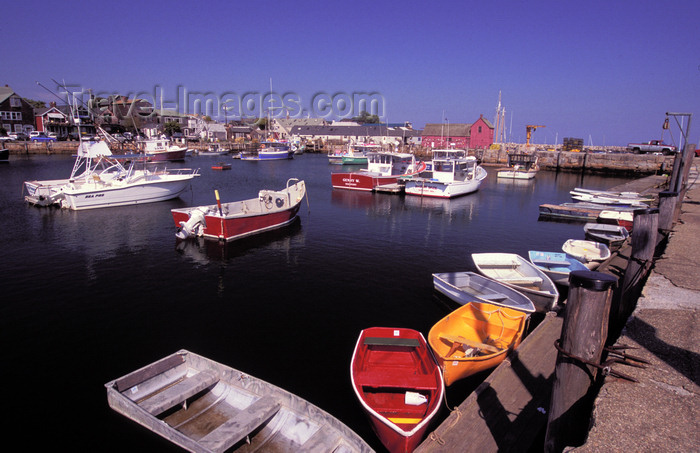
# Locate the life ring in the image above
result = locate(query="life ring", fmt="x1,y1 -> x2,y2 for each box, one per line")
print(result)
275,197 -> 284,208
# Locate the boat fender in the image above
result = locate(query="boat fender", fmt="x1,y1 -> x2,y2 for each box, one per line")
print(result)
405,391 -> 427,406
275,197 -> 284,208
176,208 -> 206,239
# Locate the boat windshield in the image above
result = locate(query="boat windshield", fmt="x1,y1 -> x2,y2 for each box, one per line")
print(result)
434,161 -> 454,172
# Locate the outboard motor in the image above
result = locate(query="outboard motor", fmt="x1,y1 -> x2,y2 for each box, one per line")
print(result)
176,208 -> 207,239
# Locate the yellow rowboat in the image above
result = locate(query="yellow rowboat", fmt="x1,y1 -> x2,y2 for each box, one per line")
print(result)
427,301 -> 529,386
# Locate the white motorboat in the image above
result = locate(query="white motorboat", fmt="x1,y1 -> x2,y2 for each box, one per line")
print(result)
24,141 -> 199,210
141,137 -> 188,162
497,154 -> 539,179
404,149 -> 487,198
471,252 -> 560,312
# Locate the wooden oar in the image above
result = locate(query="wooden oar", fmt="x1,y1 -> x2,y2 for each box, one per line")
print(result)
439,334 -> 501,356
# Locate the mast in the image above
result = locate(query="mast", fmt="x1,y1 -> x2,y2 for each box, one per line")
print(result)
494,91 -> 502,144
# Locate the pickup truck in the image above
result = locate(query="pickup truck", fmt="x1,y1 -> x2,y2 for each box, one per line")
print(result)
30,131 -> 57,142
627,140 -> 676,155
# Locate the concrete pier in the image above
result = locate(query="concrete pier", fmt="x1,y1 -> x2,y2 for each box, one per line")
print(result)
418,160 -> 699,452
572,169 -> 700,452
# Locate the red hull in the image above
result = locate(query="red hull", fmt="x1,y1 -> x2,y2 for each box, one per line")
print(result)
172,205 -> 300,242
331,172 -> 399,191
148,149 -> 187,162
351,327 -> 444,453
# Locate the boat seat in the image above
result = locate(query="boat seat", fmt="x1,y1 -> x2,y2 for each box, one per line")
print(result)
499,276 -> 543,285
364,337 -> 420,348
532,259 -> 571,267
478,293 -> 508,302
198,395 -> 281,453
356,371 -> 436,390
438,334 -> 501,354
138,369 -> 219,416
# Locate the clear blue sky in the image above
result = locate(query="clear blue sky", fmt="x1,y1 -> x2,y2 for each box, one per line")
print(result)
3,0 -> 698,146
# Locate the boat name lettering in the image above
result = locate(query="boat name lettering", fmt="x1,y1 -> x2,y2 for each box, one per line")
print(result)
85,194 -> 105,199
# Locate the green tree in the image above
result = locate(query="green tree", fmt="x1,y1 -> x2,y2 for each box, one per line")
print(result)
352,111 -> 380,124
255,117 -> 268,130
163,121 -> 182,137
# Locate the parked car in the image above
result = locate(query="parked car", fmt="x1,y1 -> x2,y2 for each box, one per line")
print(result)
0,135 -> 12,142
30,131 -> 57,142
9,132 -> 29,141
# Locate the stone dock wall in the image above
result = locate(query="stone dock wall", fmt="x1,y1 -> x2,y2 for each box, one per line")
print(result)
4,141 -> 674,176
479,148 -> 674,175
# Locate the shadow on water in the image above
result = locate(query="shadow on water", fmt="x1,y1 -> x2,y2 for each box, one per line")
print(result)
174,216 -> 304,264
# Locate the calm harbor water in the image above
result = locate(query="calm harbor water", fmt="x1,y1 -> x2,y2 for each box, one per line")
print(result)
0,152 -> 634,451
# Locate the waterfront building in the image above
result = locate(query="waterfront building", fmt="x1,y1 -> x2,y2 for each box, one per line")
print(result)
422,115 -> 494,149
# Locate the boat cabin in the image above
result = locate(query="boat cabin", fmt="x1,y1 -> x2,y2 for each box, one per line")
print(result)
260,141 -> 290,151
506,153 -> 538,171
431,149 -> 466,160
142,138 -> 176,151
432,155 -> 478,183
366,152 -> 416,176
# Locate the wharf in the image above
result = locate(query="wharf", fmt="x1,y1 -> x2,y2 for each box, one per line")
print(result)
538,175 -> 668,222
374,183 -> 404,194
417,169 -> 699,452
573,171 -> 700,452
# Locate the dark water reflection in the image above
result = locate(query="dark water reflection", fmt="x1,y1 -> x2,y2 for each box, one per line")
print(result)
0,152 -> 633,451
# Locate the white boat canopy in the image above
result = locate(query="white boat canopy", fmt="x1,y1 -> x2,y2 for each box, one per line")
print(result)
77,141 -> 113,158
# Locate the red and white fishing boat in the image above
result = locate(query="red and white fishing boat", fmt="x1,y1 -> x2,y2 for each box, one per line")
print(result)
350,327 -> 444,453
142,138 -> 188,162
332,152 -> 425,191
172,178 -> 307,241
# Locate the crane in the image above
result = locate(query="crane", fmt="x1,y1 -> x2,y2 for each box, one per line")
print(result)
526,125 -> 545,146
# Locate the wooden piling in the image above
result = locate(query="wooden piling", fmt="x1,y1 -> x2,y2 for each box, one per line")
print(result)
544,270 -> 617,453
678,143 -> 698,195
618,208 -> 658,321
658,191 -> 679,234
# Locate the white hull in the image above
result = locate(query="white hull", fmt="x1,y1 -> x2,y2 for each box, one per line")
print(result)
471,253 -> 560,312
432,271 -> 536,313
24,141 -> 199,210
563,239 -> 611,263
405,178 -> 483,198
62,176 -> 194,210
405,152 -> 486,198
497,169 -> 537,179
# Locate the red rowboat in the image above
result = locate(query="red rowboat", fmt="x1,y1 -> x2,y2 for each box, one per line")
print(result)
332,152 -> 425,191
350,327 -> 444,453
172,178 -> 306,242
211,162 -> 231,170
